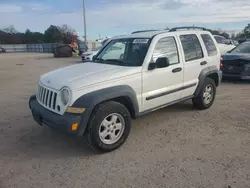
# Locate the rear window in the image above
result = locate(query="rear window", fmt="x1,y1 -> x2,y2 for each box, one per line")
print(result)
201,34 -> 218,56
214,36 -> 228,44
180,34 -> 203,62
230,42 -> 250,53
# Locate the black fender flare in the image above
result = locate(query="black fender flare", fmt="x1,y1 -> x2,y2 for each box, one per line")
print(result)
72,85 -> 139,136
194,66 -> 221,96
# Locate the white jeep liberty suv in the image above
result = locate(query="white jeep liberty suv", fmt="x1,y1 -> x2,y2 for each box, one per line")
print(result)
29,27 -> 222,152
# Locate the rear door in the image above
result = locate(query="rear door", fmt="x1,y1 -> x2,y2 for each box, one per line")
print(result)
200,33 -> 220,69
178,33 -> 207,98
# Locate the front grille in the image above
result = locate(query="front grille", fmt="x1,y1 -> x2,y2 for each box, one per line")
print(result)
37,85 -> 58,111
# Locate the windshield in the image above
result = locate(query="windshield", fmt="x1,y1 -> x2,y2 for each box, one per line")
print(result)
93,38 -> 150,66
230,42 -> 250,53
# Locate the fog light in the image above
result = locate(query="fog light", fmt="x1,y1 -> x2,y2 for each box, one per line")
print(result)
72,123 -> 79,131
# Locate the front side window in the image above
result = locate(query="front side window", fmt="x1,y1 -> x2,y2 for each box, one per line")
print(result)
230,42 -> 250,53
94,38 -> 150,66
152,37 -> 179,65
201,34 -> 218,56
180,34 -> 204,62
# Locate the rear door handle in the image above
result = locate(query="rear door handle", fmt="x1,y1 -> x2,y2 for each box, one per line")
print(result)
172,67 -> 182,73
200,61 -> 207,66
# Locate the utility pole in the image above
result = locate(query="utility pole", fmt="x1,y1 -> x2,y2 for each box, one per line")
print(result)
83,0 -> 87,50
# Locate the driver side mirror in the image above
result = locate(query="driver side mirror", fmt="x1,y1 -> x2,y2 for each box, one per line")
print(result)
156,57 -> 170,68
148,57 -> 170,70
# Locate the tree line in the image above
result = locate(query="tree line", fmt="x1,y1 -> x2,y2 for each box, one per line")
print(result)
236,23 -> 250,39
1,23 -> 250,44
0,24 -> 78,44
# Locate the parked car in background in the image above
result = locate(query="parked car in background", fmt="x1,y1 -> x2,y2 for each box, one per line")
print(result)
78,42 -> 88,54
213,35 -> 236,55
0,46 -> 6,53
81,46 -> 102,61
238,38 -> 250,44
81,38 -> 112,61
53,44 -> 73,57
221,41 -> 250,80
228,39 -> 239,46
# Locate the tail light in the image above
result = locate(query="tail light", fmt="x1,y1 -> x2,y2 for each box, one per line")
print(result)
220,56 -> 223,70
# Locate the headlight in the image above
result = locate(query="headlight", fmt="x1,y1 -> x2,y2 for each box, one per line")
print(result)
60,88 -> 70,105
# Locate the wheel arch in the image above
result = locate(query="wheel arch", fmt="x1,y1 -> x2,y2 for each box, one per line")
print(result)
72,85 -> 139,136
194,66 -> 221,97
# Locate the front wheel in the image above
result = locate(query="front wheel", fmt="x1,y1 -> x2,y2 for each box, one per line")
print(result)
192,77 -> 216,110
86,101 -> 131,152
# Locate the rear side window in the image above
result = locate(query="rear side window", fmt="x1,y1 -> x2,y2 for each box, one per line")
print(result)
153,37 -> 179,65
180,34 -> 203,62
201,34 -> 218,56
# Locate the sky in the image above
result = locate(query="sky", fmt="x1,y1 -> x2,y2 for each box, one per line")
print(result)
0,0 -> 249,40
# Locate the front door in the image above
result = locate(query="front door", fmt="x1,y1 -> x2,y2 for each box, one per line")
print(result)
142,36 -> 184,111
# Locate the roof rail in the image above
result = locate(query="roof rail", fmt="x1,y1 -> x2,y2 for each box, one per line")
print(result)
169,26 -> 207,32
131,30 -> 158,34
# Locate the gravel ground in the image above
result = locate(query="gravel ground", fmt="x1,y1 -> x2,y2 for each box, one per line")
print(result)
0,53 -> 250,188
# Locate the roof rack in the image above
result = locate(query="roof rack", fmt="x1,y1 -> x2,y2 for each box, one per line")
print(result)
169,26 -> 207,32
131,30 -> 159,34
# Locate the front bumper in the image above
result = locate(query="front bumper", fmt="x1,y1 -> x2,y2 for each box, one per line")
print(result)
29,96 -> 82,135
81,55 -> 91,61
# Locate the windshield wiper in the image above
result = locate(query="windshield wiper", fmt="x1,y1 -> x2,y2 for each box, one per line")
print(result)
94,57 -> 104,62
105,59 -> 124,64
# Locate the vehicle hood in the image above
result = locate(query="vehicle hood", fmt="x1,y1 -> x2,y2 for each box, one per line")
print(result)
40,62 -> 141,90
222,53 -> 250,61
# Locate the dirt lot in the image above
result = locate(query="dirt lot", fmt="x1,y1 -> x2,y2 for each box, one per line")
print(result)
0,53 -> 250,188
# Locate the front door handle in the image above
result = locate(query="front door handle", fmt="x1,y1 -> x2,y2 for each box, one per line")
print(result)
172,67 -> 182,73
200,61 -> 207,66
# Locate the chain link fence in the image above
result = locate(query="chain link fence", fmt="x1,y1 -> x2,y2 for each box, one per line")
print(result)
1,41 -> 101,53
1,43 -> 62,53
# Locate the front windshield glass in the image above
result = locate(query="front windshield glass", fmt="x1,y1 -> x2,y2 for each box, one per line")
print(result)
230,42 -> 250,53
93,38 -> 150,66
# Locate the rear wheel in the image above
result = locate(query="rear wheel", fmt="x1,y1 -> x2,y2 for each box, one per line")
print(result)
193,77 -> 216,110
86,101 -> 131,153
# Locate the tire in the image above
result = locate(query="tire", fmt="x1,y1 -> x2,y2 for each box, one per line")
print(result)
192,77 -> 216,110
86,101 -> 131,153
